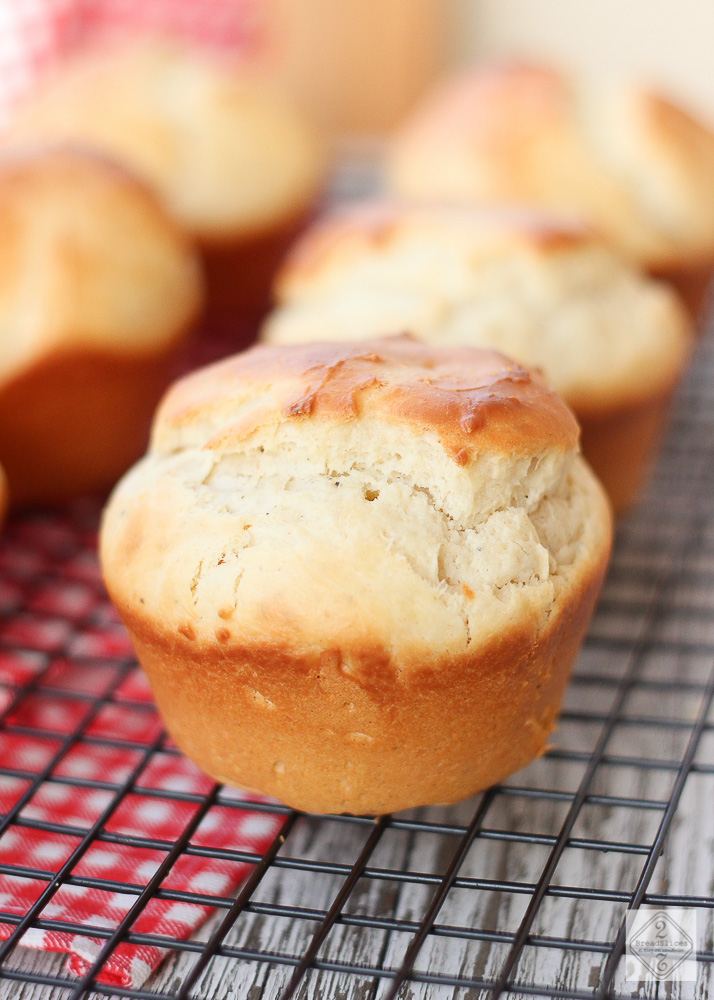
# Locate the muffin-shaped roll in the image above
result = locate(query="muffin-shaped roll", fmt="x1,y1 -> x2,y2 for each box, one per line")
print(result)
9,39 -> 324,326
263,203 -> 692,512
100,336 -> 612,815
387,63 -> 714,316
0,147 -> 203,506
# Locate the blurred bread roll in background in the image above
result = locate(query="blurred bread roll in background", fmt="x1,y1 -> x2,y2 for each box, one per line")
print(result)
387,62 -> 714,316
8,38 -> 325,327
0,146 -> 203,506
263,202 -> 692,512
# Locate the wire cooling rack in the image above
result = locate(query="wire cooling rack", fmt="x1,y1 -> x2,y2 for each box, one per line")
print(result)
0,326 -> 712,1000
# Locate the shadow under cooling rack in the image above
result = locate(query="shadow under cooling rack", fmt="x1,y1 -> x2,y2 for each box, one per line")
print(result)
0,334 -> 712,1000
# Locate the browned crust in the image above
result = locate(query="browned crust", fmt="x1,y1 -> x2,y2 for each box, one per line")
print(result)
651,263 -> 713,330
199,208 -> 312,333
156,335 -> 580,463
0,343 -> 191,507
113,542 -> 609,815
578,389 -> 674,515
637,91 -> 714,169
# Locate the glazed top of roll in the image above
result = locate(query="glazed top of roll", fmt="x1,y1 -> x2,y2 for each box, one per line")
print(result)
0,146 -> 203,383
100,336 -> 611,674
262,202 -> 691,414
387,62 -> 714,271
8,39 -> 324,241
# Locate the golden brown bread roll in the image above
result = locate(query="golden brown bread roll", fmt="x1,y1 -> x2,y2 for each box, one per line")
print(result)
0,146 -> 203,506
8,38 -> 325,327
100,335 -> 612,815
387,62 -> 714,316
263,202 -> 692,513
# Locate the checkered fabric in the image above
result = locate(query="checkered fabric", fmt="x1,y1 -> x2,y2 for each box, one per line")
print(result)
0,0 -> 265,126
0,504 -> 285,988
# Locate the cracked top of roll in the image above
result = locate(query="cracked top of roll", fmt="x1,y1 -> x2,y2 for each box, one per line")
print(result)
153,334 -> 579,464
101,336 -> 611,666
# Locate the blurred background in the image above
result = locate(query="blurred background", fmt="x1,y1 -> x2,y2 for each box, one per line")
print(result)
0,0 -> 712,512
448,0 -> 714,127
3,0 -> 714,139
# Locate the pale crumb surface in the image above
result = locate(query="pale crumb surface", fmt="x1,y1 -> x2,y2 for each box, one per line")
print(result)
101,415 -> 610,664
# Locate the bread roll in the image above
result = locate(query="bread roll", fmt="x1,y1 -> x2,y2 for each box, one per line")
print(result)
387,63 -> 714,315
0,147 -> 203,506
100,335 -> 612,815
9,39 -> 325,326
263,203 -> 692,511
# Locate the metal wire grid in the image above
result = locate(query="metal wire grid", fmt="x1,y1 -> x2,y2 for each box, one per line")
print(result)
0,335 -> 710,1000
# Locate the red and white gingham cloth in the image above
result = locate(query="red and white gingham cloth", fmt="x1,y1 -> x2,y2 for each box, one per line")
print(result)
0,653 -> 285,988
0,514 -> 285,989
0,0 -> 266,127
